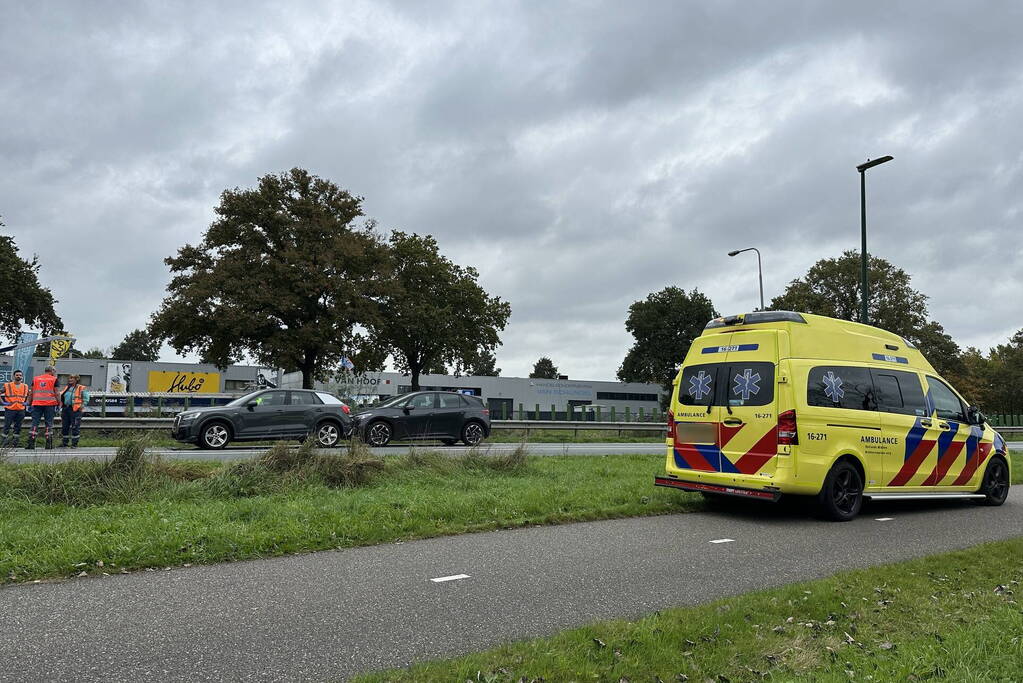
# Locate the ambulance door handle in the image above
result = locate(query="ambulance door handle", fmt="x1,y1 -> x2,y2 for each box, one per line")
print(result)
920,419 -> 933,427
722,417 -> 744,426
938,421 -> 951,430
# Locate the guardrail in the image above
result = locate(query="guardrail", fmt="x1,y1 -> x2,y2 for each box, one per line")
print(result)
36,417 -> 1023,437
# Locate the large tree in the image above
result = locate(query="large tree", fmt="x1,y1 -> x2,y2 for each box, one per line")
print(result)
369,232 -> 511,392
0,222 -> 63,343
459,349 -> 500,377
110,328 -> 162,361
771,251 -> 961,376
617,287 -> 718,392
150,169 -> 390,389
529,356 -> 559,379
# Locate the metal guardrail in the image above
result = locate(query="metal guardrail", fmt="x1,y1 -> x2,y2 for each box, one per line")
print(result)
42,417 -> 1023,436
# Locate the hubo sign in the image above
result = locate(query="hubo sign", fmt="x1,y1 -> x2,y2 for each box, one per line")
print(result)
148,370 -> 220,393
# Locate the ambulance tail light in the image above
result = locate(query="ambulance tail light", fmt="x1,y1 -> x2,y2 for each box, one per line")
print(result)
667,412 -> 676,441
778,410 -> 798,446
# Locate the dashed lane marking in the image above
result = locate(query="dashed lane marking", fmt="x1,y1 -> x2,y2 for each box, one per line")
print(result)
875,518 -> 895,522
709,538 -> 735,544
431,574 -> 471,583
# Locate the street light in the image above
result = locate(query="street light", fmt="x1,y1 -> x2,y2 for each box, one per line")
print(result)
856,155 -> 893,325
727,247 -> 764,311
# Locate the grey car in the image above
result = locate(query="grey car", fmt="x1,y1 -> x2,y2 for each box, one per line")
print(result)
352,391 -> 491,447
171,389 -> 353,449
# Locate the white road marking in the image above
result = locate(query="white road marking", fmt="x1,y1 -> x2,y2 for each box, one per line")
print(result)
431,574 -> 470,583
709,538 -> 735,544
875,517 -> 895,522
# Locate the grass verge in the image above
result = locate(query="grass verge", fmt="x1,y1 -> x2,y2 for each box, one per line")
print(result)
0,443 -> 698,583
358,537 -> 1023,682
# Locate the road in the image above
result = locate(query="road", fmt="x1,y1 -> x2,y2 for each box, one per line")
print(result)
5,441 -> 666,463
1,488 -> 1021,681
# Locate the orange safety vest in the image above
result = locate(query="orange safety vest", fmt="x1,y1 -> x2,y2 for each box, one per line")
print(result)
31,374 -> 59,406
62,384 -> 86,411
3,381 -> 28,411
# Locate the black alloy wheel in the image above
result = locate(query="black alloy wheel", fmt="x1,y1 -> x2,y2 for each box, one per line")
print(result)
818,461 -> 863,522
461,421 -> 485,447
978,457 -> 1009,506
365,421 -> 392,447
315,421 -> 341,448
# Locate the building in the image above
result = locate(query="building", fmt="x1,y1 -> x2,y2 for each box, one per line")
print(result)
282,370 -> 664,420
0,355 -> 664,418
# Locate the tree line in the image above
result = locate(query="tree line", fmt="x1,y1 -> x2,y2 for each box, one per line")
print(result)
2,169 -> 512,390
617,251 -> 1023,416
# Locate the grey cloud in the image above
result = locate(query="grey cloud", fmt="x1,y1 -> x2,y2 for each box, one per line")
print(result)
2,1 -> 1022,379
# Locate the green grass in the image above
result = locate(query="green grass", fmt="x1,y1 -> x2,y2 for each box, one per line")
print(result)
358,537 -> 1023,682
2,448 -> 1018,585
0,446 -> 699,583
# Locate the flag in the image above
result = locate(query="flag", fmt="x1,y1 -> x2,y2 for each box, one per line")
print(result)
13,332 -> 38,375
340,357 -> 355,371
48,336 -> 73,364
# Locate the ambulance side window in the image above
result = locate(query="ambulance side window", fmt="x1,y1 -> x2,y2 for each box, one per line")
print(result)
679,364 -> 719,406
927,377 -> 968,422
871,369 -> 928,416
806,366 -> 875,411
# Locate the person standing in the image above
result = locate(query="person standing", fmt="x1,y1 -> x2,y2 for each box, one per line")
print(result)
59,374 -> 90,448
26,366 -> 59,450
1,370 -> 30,448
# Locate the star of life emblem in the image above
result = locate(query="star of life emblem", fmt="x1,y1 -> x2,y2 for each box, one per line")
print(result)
688,370 -> 712,400
823,371 -> 845,402
732,369 -> 761,401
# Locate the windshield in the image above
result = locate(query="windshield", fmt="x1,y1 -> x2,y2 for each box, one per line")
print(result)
373,394 -> 409,409
226,390 -> 265,407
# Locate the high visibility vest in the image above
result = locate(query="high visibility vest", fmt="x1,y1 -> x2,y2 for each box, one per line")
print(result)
62,384 -> 86,412
31,374 -> 59,406
3,382 -> 28,411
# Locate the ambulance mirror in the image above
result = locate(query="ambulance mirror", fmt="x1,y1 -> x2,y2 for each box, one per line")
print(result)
967,405 -> 985,426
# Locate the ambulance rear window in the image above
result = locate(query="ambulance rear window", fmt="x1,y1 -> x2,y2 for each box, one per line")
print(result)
679,362 -> 775,407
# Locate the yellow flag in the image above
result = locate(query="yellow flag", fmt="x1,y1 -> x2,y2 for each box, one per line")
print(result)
49,337 -> 72,364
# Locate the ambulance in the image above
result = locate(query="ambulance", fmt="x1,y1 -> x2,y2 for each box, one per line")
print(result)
655,311 -> 1011,521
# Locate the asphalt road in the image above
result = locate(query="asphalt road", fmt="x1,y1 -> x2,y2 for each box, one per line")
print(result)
2,488 -> 1021,682
5,441 -> 666,463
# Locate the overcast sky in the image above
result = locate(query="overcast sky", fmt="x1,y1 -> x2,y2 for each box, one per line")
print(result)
3,2 -> 1022,380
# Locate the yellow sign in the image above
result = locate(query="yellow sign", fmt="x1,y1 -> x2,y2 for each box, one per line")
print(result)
147,370 -> 220,393
49,337 -> 72,364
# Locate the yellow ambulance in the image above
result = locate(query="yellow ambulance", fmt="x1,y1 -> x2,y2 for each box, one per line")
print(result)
655,311 -> 1011,521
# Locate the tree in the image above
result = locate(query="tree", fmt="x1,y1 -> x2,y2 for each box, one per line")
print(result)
110,329 -> 162,361
529,357 -> 559,379
617,287 -> 718,394
0,222 -> 63,343
771,251 -> 961,375
149,169 -> 391,389
458,349 -> 500,377
368,232 -> 511,392
81,347 -> 108,359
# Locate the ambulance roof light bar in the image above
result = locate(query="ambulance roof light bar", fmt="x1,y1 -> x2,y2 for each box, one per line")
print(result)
705,311 -> 807,329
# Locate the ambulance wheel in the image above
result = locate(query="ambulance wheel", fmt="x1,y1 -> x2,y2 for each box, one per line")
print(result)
976,457 -> 1009,506
817,461 -> 863,522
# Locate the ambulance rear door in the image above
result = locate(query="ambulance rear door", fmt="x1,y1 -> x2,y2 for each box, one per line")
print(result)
718,331 -> 780,478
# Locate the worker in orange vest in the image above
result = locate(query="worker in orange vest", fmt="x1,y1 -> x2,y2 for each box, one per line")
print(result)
2,369 -> 30,448
26,366 -> 59,450
59,374 -> 90,448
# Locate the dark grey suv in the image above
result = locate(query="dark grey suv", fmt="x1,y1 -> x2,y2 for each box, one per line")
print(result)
171,389 -> 353,449
352,391 -> 491,447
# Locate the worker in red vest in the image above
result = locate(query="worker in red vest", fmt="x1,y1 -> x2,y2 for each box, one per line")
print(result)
2,369 -> 30,447
26,366 -> 59,450
59,374 -> 90,448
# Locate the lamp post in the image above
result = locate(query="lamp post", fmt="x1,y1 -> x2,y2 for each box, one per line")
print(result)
856,155 -> 893,325
727,247 -> 764,311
